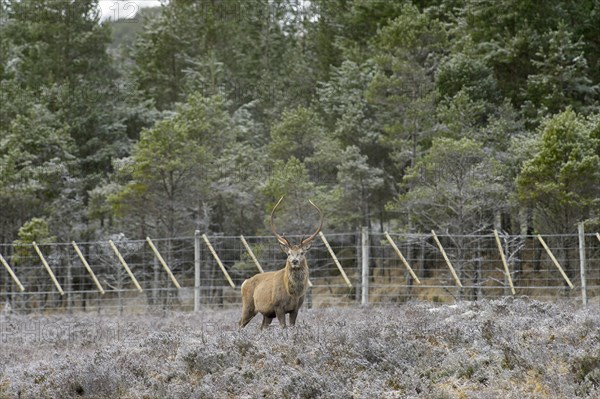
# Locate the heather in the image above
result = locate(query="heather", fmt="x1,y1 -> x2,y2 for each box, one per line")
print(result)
1,298 -> 598,398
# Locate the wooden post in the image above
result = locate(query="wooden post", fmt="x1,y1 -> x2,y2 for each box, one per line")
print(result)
361,227 -> 369,305
146,237 -> 181,289
109,240 -> 143,292
66,249 -> 73,312
319,231 -> 352,287
194,231 -> 201,312
384,232 -> 421,285
493,230 -> 516,295
32,242 -> 64,295
202,234 -> 235,289
536,235 -> 574,289
240,235 -> 264,273
431,230 -> 463,288
578,223 -> 587,306
72,241 -> 105,294
0,252 -> 25,292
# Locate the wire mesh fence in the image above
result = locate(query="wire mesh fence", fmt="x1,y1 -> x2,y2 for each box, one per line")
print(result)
1,230 -> 599,314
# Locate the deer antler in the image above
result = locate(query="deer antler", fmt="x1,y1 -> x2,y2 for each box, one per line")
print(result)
301,200 -> 323,247
270,196 -> 291,247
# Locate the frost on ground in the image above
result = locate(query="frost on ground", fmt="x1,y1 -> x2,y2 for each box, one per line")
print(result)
0,298 -> 598,398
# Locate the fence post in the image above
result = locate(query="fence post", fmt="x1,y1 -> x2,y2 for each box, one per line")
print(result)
202,234 -> 235,289
578,222 -> 587,307
536,235 -> 574,289
431,230 -> 463,288
384,231 -> 421,284
72,241 -> 104,294
320,231 -> 353,287
152,255 -> 159,306
240,235 -> 264,273
361,227 -> 369,305
194,230 -> 201,312
109,240 -> 143,292
0,252 -> 25,292
146,237 -> 181,288
493,230 -> 516,295
33,242 -> 65,296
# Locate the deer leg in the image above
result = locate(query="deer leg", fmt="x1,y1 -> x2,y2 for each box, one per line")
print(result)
290,296 -> 304,327
239,304 -> 257,328
261,315 -> 274,330
289,309 -> 299,326
275,309 -> 287,328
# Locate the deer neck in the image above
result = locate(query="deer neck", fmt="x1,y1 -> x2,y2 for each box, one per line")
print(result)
284,260 -> 308,296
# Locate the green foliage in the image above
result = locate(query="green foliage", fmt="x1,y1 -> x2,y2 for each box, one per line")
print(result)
261,157 -> 320,234
0,0 -> 141,242
3,0 -> 112,88
269,107 -> 325,162
436,53 -> 498,104
132,0 -> 298,113
0,90 -> 76,239
107,7 -> 161,53
131,2 -> 193,110
374,3 -> 446,64
262,158 -> 316,204
109,94 -> 232,236
517,109 -> 600,233
436,89 -> 489,138
366,3 -> 443,175
397,137 -> 504,234
1,105 -> 74,185
210,142 -> 269,234
523,23 -> 599,125
12,217 -> 55,265
334,146 -> 384,229
458,0 -> 600,111
2,0 -> 124,170
14,217 -> 55,245
318,59 -> 389,173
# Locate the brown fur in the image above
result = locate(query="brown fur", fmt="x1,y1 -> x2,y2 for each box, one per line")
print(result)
239,248 -> 309,329
240,196 -> 322,329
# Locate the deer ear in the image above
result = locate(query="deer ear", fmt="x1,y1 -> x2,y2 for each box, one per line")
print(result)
301,241 -> 312,251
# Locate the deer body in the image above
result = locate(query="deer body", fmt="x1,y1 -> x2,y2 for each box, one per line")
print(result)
239,197 -> 322,329
240,257 -> 308,328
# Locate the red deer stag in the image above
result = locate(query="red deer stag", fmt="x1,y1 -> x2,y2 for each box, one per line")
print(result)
239,196 -> 323,329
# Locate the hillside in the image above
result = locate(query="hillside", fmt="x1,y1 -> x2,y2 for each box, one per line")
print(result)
0,298 -> 598,398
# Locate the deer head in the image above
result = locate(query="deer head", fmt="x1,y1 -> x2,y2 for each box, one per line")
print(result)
270,196 -> 323,269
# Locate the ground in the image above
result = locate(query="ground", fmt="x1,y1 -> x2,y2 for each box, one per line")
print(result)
0,298 -> 598,398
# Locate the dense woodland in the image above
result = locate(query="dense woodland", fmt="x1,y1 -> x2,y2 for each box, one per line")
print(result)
1,0 -> 600,247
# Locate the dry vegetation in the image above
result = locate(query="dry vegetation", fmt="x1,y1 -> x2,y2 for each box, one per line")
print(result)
0,298 -> 598,398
